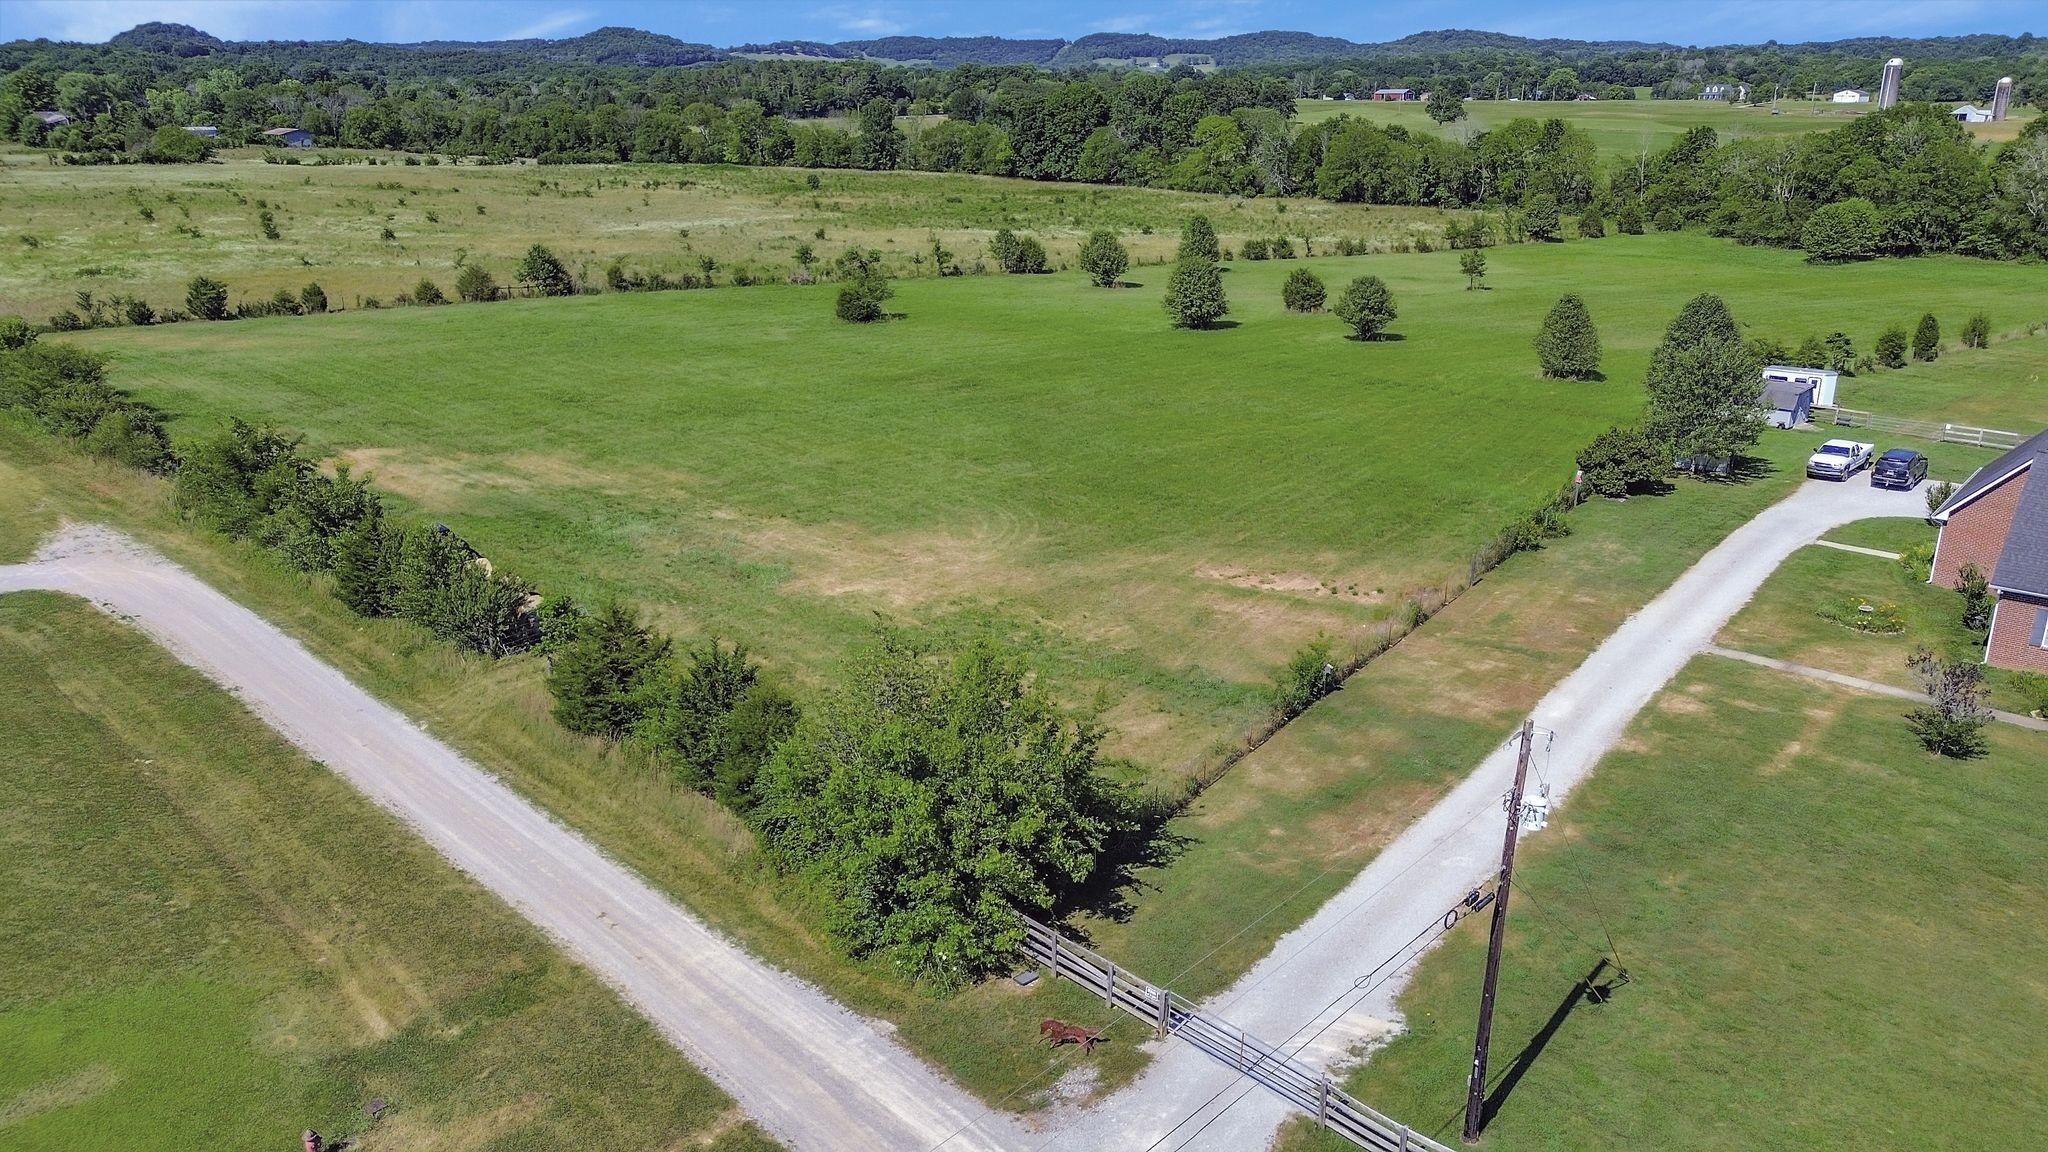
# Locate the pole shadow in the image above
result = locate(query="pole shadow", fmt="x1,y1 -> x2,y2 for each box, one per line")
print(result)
1477,957 -> 1631,1131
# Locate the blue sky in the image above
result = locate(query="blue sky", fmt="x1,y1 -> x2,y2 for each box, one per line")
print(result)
0,0 -> 2038,47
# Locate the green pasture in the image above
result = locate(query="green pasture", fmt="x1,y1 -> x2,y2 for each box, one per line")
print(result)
0,592 -> 773,1152
67,231 -> 2048,772
1842,330 -> 2048,432
1291,96 -> 2037,162
1279,654 -> 2048,1152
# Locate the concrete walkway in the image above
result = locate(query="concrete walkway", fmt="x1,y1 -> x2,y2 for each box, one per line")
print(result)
0,525 -> 1022,1152
1707,645 -> 2048,733
1814,539 -> 1903,560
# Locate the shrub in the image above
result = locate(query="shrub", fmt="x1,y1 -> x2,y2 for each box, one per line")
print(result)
1958,562 -> 1993,632
1078,229 -> 1128,287
1576,208 -> 1606,238
455,263 -> 498,302
1875,323 -> 1908,368
1275,636 -> 1336,718
1897,543 -> 1934,582
1960,311 -> 1991,349
833,246 -> 893,323
1535,293 -> 1601,379
1163,255 -> 1227,329
989,228 -> 1019,269
1576,425 -> 1665,497
185,275 -> 229,320
1333,275 -> 1397,340
1925,480 -> 1955,517
2010,671 -> 2048,718
1824,331 -> 1856,373
547,600 -> 669,740
80,406 -> 174,472
299,282 -> 328,314
1905,647 -> 1991,758
1267,236 -> 1294,259
1280,268 -> 1325,312
122,297 -> 156,326
1800,198 -> 1881,262
1239,237 -> 1270,261
0,316 -> 34,350
413,278 -> 446,305
1525,195 -> 1562,241
1615,202 -> 1645,234
1912,313 -> 1941,361
636,640 -> 796,806
1002,236 -> 1049,274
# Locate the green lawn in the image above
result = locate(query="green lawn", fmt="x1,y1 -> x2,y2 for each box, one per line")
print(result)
1840,329 -> 2048,433
0,592 -> 774,1152
65,232 -> 2048,776
1292,97 -> 2038,163
1720,518 -> 2040,714
1279,655 -> 2048,1151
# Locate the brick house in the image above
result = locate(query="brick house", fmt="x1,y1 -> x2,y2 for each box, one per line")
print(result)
1930,428 -> 2048,671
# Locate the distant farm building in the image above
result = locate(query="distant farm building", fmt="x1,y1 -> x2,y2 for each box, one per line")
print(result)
32,110 -> 70,126
1931,428 -> 2048,671
1763,365 -> 1840,409
1371,88 -> 1417,101
1832,88 -> 1871,103
1700,84 -> 1731,101
183,125 -> 219,137
264,127 -> 314,147
1760,378 -> 1815,429
1952,104 -> 1994,124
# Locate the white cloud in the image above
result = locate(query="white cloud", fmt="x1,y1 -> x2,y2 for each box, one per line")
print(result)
506,8 -> 596,39
810,4 -> 907,36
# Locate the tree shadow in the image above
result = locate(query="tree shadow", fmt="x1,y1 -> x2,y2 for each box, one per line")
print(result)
1476,958 -> 1631,1132
1192,320 -> 1242,331
1343,331 -> 1406,342
1054,801 -> 1195,927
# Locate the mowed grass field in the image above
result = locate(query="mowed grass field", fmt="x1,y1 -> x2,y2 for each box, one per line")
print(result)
0,592 -> 774,1152
1845,330 -> 2048,431
65,232 -> 2048,774
0,152 -> 1460,322
1277,654 -> 2048,1152
1292,96 -> 2039,161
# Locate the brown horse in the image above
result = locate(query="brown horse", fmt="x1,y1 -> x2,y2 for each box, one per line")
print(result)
1039,1018 -> 1104,1052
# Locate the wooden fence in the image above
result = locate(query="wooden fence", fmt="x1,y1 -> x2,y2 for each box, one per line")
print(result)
1829,408 -> 2023,451
1017,914 -> 1453,1152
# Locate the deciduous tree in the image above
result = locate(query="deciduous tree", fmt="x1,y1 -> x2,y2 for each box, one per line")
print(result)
1333,275 -> 1397,340
1643,293 -> 1763,462
1280,267 -> 1325,312
1535,293 -> 1601,379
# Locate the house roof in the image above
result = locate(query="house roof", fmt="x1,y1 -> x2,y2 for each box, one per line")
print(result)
1934,428 -> 2048,521
263,126 -> 307,135
1992,474 -> 2048,595
1760,379 -> 1813,409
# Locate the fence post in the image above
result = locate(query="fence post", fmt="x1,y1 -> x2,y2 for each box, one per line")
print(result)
1155,987 -> 1170,1039
1049,931 -> 1062,983
1104,961 -> 1117,1005
1317,1076 -> 1331,1125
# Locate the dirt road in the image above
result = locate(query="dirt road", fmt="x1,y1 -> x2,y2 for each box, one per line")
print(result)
0,525 -> 1022,1152
2,477 -> 1922,1152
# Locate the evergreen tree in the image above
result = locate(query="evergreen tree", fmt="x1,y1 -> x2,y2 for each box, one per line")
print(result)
1163,255 -> 1227,329
1280,268 -> 1325,312
1876,323 -> 1909,368
185,275 -> 228,320
1535,294 -> 1602,379
855,97 -> 903,170
638,639 -> 761,791
1793,334 -> 1828,369
330,514 -> 392,616
1912,313 -> 1941,361
517,244 -> 575,296
1643,294 -> 1764,462
1824,331 -> 1857,373
547,600 -> 671,741
1178,215 -> 1220,263
1078,229 -> 1128,287
1333,275 -> 1397,340
1960,311 -> 1991,349
455,263 -> 498,302
299,282 -> 327,314
989,228 -> 1020,269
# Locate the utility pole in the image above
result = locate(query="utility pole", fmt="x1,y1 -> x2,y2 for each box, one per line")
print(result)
1463,718 -> 1535,1144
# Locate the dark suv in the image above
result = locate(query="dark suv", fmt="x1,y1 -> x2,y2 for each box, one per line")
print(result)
1871,448 -> 1928,490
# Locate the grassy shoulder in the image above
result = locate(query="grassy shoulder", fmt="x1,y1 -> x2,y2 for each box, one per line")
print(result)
1720,515 -> 2040,713
1278,655 -> 2048,1151
0,591 -> 775,1152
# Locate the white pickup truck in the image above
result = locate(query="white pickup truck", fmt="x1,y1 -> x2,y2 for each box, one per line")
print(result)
1805,438 -> 1875,480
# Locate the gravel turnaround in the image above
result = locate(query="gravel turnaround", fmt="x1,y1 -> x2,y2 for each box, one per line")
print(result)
0,477 -> 1916,1151
0,524 -> 1023,1152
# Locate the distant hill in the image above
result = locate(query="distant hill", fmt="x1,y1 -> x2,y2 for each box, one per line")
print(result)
15,22 -> 2044,73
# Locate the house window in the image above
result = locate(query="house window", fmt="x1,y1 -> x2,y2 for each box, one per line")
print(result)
2033,605 -> 2048,648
